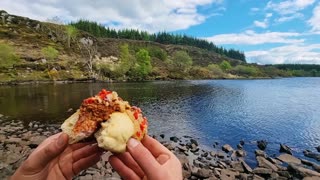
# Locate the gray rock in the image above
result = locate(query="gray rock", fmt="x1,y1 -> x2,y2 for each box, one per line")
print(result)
230,161 -> 244,172
277,154 -> 301,164
201,152 -> 209,157
252,174 -> 264,180
236,150 -> 246,157
4,137 -> 21,144
257,140 -> 268,150
255,149 -> 266,157
240,159 -> 253,173
280,144 -> 292,155
193,168 -> 212,178
217,152 -> 225,159
220,169 -> 239,180
160,134 -> 165,138
313,163 -> 320,173
177,145 -> 188,152
301,158 -> 315,166
278,171 -> 292,178
316,146 -> 320,152
222,144 -> 233,153
303,150 -> 320,161
267,157 -> 282,165
253,167 -> 272,175
210,151 -> 216,157
256,156 -> 278,171
288,163 -> 320,177
237,144 -> 243,150
190,139 -> 198,146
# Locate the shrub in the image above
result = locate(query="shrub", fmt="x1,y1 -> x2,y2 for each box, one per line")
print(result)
129,49 -> 152,80
189,66 -> 213,79
148,47 -> 167,61
172,51 -> 192,72
41,46 -> 59,61
207,64 -> 224,77
232,65 -> 259,77
219,60 -> 232,71
0,43 -> 20,68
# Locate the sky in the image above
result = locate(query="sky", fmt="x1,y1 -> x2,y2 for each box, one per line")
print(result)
0,0 -> 320,64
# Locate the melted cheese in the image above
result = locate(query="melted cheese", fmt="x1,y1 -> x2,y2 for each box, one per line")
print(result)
95,112 -> 134,153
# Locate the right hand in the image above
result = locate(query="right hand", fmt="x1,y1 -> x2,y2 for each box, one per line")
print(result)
109,135 -> 182,180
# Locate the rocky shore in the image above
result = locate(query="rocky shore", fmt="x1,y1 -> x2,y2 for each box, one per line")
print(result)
1,116 -> 320,180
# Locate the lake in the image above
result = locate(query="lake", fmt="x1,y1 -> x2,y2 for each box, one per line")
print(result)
0,78 -> 319,163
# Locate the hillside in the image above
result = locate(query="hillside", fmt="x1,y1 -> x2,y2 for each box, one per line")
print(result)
0,10 -> 314,83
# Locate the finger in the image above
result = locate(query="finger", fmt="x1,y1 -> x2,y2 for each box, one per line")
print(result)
116,152 -> 145,178
73,144 -> 103,162
156,154 -> 170,165
70,141 -> 96,150
23,133 -> 69,171
126,138 -> 161,176
142,135 -> 171,157
72,152 -> 102,175
109,155 -> 141,180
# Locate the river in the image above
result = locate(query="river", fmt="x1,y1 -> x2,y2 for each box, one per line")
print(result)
0,78 -> 319,163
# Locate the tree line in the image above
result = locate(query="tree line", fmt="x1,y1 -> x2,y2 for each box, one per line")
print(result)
69,20 -> 246,62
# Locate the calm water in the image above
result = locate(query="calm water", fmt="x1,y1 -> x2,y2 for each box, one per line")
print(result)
0,78 -> 320,162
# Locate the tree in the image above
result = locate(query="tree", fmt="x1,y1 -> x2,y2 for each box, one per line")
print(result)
78,37 -> 98,79
41,46 -> 59,61
0,43 -> 20,68
172,51 -> 192,72
219,60 -> 232,71
65,25 -> 78,48
131,49 -> 152,79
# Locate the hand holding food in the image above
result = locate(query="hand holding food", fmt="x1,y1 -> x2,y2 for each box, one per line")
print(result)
61,89 -> 148,153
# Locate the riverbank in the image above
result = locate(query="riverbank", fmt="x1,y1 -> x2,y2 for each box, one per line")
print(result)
1,116 -> 320,179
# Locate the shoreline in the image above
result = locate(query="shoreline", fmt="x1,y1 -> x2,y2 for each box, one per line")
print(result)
1,116 -> 320,179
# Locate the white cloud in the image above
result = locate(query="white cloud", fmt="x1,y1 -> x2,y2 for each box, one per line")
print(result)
253,13 -> 272,29
308,3 -> 320,32
266,0 -> 315,15
246,44 -> 320,64
275,13 -> 304,23
0,0 -> 221,32
205,30 -> 304,45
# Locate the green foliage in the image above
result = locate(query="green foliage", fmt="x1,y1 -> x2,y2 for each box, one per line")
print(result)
69,20 -> 246,62
172,51 -> 193,72
189,66 -> 213,79
219,60 -> 232,71
130,49 -> 152,79
118,44 -> 133,74
41,46 -> 59,61
207,64 -> 224,77
0,43 -> 20,68
232,65 -> 259,77
65,25 -> 78,48
147,47 -> 167,61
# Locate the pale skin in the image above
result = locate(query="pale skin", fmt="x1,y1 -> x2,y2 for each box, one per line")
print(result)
11,133 -> 182,180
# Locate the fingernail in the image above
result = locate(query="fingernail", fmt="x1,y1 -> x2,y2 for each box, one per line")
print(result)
57,134 -> 66,147
127,138 -> 139,148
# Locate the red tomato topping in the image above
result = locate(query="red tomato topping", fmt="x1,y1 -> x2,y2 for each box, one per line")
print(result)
84,98 -> 95,104
140,124 -> 145,131
133,111 -> 139,120
142,117 -> 147,125
98,89 -> 112,99
136,131 -> 141,137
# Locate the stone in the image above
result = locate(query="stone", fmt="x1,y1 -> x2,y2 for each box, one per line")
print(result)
177,145 -> 188,152
217,152 -> 225,159
237,144 -> 243,150
255,150 -> 266,157
257,140 -> 268,150
182,169 -> 192,178
280,144 -> 292,155
4,137 -> 21,144
201,152 -> 209,157
170,136 -> 179,142
301,159 -> 315,166
210,151 -> 216,157
316,146 -> 320,152
313,164 -> 320,173
190,139 -> 198,146
278,171 -> 292,178
222,144 -> 233,153
277,154 -> 301,164
253,174 -> 264,180
230,161 -> 244,172
253,167 -> 272,175
256,156 -> 278,171
303,176 -> 320,180
240,140 -> 245,146
220,169 -> 239,180
288,163 -> 320,177
240,159 -> 253,173
236,150 -> 246,157
160,134 -> 165,138
303,150 -> 320,161
193,168 -> 212,178
266,157 -> 282,165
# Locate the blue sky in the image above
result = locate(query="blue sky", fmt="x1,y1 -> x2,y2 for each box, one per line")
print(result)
1,0 -> 320,64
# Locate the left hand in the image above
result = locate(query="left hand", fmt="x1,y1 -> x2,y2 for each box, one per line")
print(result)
11,132 -> 103,180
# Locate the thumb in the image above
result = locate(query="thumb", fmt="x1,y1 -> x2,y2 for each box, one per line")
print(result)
24,133 -> 69,171
127,138 -> 161,176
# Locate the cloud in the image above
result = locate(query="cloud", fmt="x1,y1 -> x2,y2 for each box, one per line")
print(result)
308,3 -> 320,32
204,30 -> 304,45
0,0 -> 221,32
253,13 -> 272,29
250,7 -> 260,12
275,13 -> 304,23
266,0 -> 315,15
246,44 -> 320,64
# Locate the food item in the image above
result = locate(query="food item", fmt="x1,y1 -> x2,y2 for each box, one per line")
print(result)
61,89 -> 148,153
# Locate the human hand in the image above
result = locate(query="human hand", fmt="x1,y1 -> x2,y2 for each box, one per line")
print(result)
11,132 -> 103,180
109,135 -> 182,180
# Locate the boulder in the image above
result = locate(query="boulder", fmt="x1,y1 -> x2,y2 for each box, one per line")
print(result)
220,169 -> 239,180
303,150 -> 320,161
280,144 -> 292,155
288,163 -> 320,178
277,154 -> 301,164
316,146 -> 320,152
257,140 -> 268,150
255,149 -> 266,157
169,136 -> 179,143
193,168 -> 212,178
253,167 -> 272,175
160,134 -> 165,138
240,159 -> 253,173
256,156 -> 278,171
190,139 -> 198,146
230,161 -> 244,172
236,150 -> 246,157
222,144 -> 233,153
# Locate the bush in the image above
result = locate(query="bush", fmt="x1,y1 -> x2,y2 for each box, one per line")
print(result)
172,51 -> 192,72
232,65 -> 259,77
129,49 -> 152,80
0,43 -> 20,68
41,46 -> 59,61
148,47 -> 167,61
207,64 -> 224,77
219,60 -> 232,71
189,66 -> 213,79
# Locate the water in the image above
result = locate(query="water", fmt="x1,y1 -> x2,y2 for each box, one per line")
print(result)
0,78 -> 320,162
